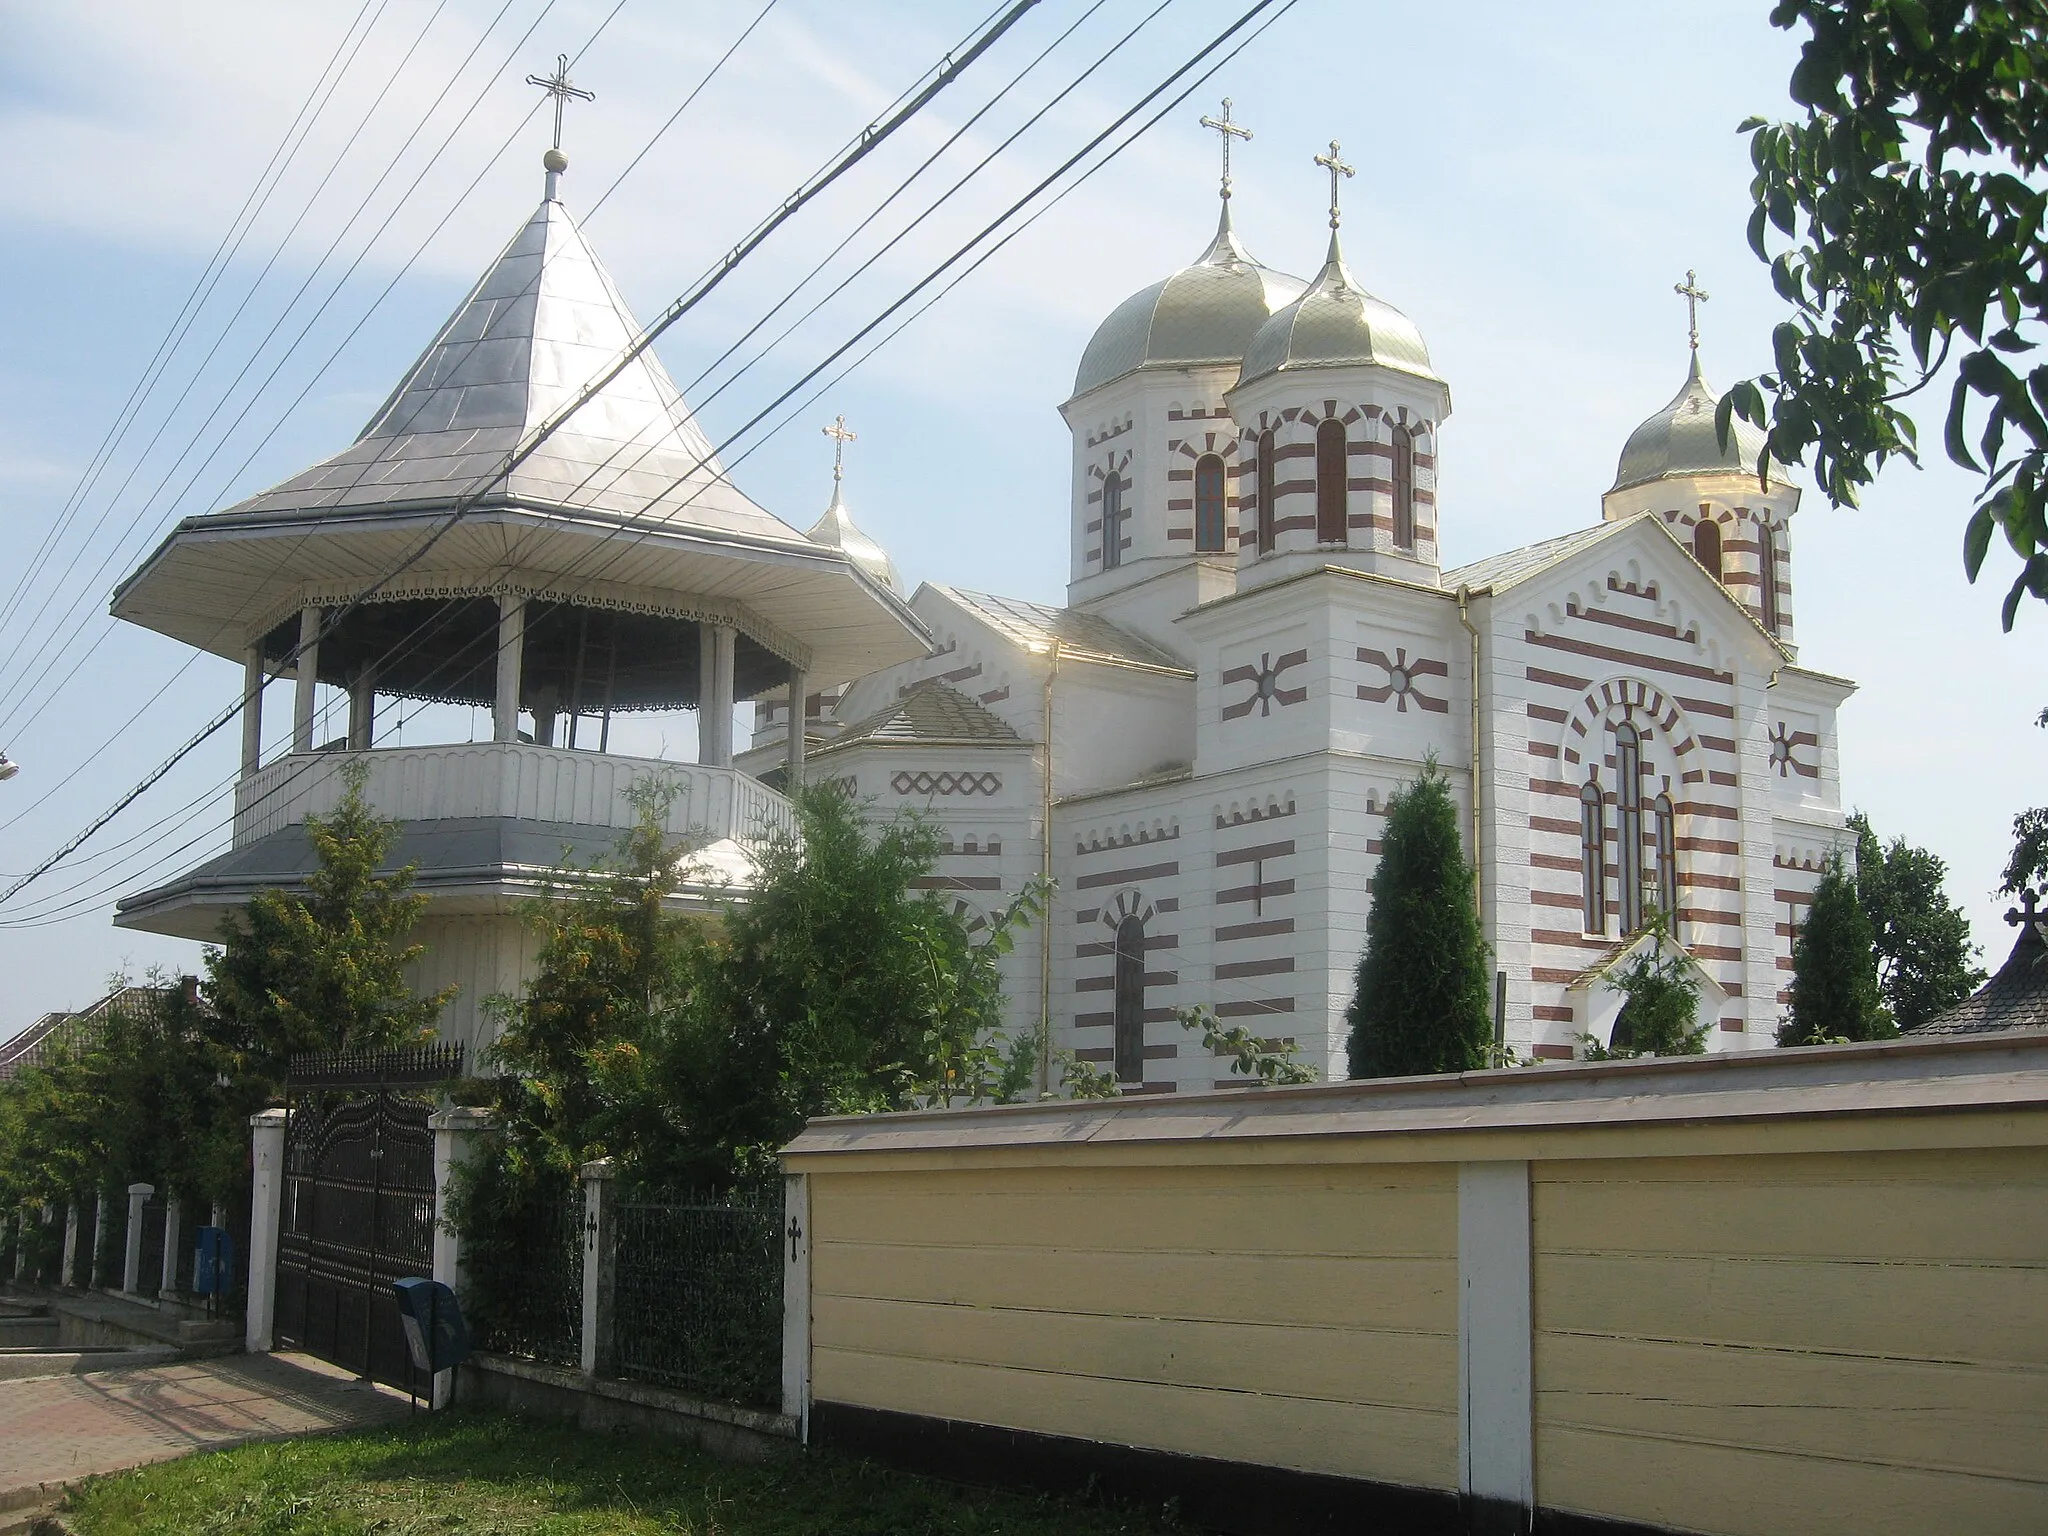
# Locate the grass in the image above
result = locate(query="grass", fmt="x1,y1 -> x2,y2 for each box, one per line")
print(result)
61,1409 -> 1186,1536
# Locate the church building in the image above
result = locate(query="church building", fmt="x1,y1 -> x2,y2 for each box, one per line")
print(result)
744,122 -> 1855,1085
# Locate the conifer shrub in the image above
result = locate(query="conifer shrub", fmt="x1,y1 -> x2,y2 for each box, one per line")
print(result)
1345,760 -> 1492,1077
1780,854 -> 1894,1045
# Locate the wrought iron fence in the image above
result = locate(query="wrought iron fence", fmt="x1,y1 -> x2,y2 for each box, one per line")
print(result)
614,1183 -> 782,1410
474,1183 -> 584,1369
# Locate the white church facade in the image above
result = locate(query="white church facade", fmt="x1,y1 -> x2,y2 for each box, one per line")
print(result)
102,92 -> 1854,1087
746,145 -> 1854,1086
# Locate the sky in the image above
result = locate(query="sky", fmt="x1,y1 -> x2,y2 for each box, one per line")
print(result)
0,0 -> 2040,1038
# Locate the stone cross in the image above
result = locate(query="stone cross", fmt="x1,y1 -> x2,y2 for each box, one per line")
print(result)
823,414 -> 857,484
1200,99 -> 1253,200
1675,268 -> 1710,353
527,53 -> 595,152
2007,886 -> 2041,928
1315,140 -> 1355,230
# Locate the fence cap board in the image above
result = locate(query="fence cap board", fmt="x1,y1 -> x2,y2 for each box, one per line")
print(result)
782,1031 -> 2048,1165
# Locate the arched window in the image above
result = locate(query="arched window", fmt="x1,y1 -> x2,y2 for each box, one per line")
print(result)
1615,721 -> 1644,933
1391,424 -> 1416,549
1099,469 -> 1124,571
1692,517 -> 1723,582
1112,914 -> 1147,1084
1580,776 -> 1606,935
1256,429 -> 1277,554
1315,418 -> 1348,546
1758,519 -> 1782,635
1653,792 -> 1678,925
1194,453 -> 1228,554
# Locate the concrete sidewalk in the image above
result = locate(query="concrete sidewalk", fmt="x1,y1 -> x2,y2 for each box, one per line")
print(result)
0,1352 -> 410,1514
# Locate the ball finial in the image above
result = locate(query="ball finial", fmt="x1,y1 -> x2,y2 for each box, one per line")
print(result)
543,147 -> 568,174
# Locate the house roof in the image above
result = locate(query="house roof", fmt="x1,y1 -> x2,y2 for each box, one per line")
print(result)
933,586 -> 1191,675
1907,907 -> 2048,1036
1442,523 -> 1623,595
815,679 -> 1023,755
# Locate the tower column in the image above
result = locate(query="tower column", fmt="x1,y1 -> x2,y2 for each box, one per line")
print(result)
494,595 -> 526,744
292,608 -> 321,754
241,642 -> 267,778
785,669 -> 807,788
347,671 -> 375,751
699,623 -> 736,767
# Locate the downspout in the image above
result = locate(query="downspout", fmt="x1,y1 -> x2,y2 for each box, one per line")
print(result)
1037,639 -> 1061,1098
1456,586 -> 1483,922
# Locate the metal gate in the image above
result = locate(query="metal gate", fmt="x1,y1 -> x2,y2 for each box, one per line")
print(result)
274,1045 -> 461,1387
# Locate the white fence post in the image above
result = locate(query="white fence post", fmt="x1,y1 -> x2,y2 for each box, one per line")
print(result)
245,1108 -> 289,1352
88,1194 -> 110,1289
781,1171 -> 811,1438
159,1196 -> 182,1302
61,1202 -> 80,1288
1459,1160 -> 1534,1524
579,1159 -> 617,1378
428,1106 -> 492,1409
122,1183 -> 154,1294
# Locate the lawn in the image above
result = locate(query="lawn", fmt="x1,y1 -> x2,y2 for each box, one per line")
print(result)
61,1410 -> 1185,1535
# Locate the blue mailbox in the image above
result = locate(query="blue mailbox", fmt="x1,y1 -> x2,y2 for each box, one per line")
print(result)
192,1226 -> 234,1296
391,1277 -> 471,1380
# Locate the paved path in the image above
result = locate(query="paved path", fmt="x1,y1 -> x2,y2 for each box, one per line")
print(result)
0,1352 -> 410,1504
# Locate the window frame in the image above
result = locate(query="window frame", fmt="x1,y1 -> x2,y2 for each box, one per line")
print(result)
1693,517 -> 1723,582
1615,721 -> 1644,934
1580,776 -> 1606,935
1759,518 -> 1781,635
1112,913 -> 1147,1084
1314,418 -> 1348,546
1653,791 -> 1678,928
1100,467 -> 1123,571
1256,429 -> 1277,554
1391,423 -> 1416,549
1194,452 -> 1228,554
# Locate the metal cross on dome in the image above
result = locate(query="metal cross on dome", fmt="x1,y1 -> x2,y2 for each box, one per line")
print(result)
1199,99 -> 1252,200
823,414 -> 857,483
1675,268 -> 1710,353
527,53 -> 595,153
1315,139 -> 1355,230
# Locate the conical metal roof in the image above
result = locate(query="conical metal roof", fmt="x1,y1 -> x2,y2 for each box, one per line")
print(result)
806,481 -> 903,595
1071,206 -> 1305,400
1609,352 -> 1788,494
1236,231 -> 1440,390
222,192 -> 791,540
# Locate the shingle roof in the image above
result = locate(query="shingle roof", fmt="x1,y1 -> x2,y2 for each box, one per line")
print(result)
819,679 -> 1023,753
935,586 -> 1191,674
1441,522 -> 1622,595
1906,914 -> 2048,1036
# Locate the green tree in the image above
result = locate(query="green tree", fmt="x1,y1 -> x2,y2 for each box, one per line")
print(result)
1725,2 -> 2048,629
653,779 -> 1044,1187
204,765 -> 449,1094
1849,811 -> 1984,1027
1578,913 -> 1709,1060
1346,760 -> 1492,1078
1780,854 -> 1894,1045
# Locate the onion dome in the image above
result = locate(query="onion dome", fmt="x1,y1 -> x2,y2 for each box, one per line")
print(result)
1237,230 -> 1439,388
807,479 -> 904,595
1610,352 -> 1786,493
1071,206 -> 1305,399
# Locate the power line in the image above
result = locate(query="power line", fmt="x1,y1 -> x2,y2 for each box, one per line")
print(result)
0,0 -> 1044,913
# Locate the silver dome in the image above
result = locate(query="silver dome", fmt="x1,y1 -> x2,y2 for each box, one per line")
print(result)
1610,352 -> 1787,493
807,482 -> 904,595
1071,208 -> 1306,399
1236,232 -> 1440,389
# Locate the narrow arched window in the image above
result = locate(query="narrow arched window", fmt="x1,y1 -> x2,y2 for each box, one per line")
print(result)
1693,518 -> 1723,582
1653,792 -> 1678,925
1615,722 -> 1644,933
1580,776 -> 1606,935
1194,453 -> 1227,554
1391,424 -> 1416,549
1100,469 -> 1123,571
1112,914 -> 1147,1084
1256,429 -> 1277,554
1315,418 -> 1348,546
1759,519 -> 1781,635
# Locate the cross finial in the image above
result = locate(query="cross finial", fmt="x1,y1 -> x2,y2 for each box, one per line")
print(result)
526,53 -> 594,155
1315,140 -> 1355,231
1199,99 -> 1253,201
1675,268 -> 1710,353
2007,887 -> 2042,927
823,414 -> 857,484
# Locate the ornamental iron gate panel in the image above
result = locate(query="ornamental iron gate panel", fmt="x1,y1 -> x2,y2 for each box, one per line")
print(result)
274,1045 -> 461,1388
